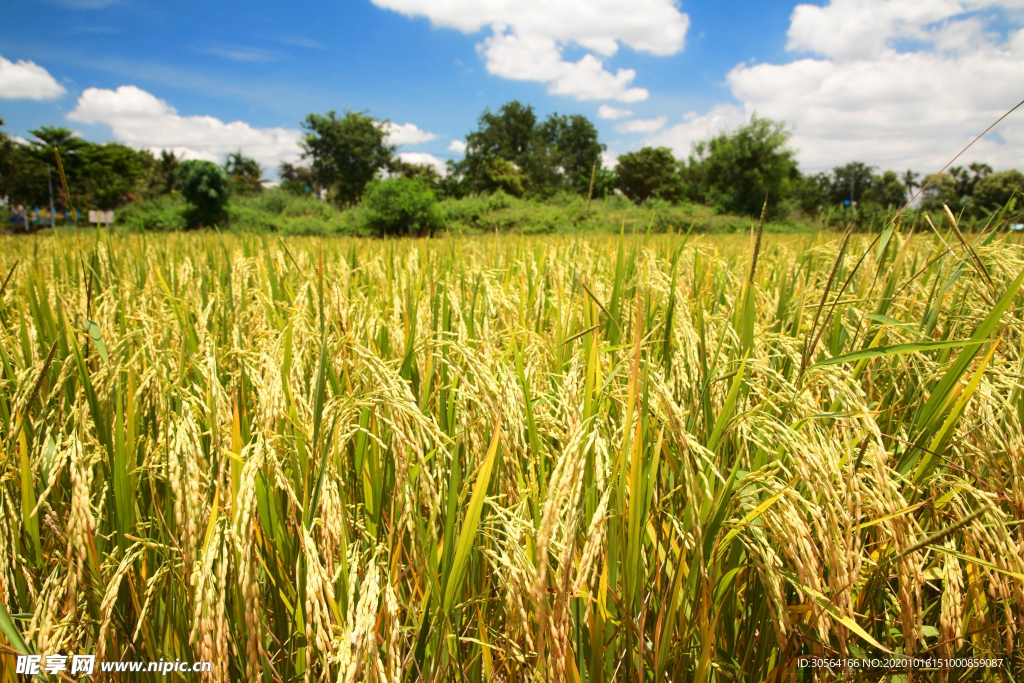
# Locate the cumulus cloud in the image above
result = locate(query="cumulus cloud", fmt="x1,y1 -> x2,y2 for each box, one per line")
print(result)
481,28 -> 647,101
642,104 -> 749,156
600,150 -> 618,170
645,0 -> 1024,172
614,116 -> 667,133
67,85 -> 303,168
448,139 -> 468,154
382,122 -> 439,145
396,151 -> 448,175
372,0 -> 688,101
371,0 -> 688,54
0,55 -> 66,100
598,104 -> 633,119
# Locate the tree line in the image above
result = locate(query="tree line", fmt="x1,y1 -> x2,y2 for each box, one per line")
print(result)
2,103 -> 1021,230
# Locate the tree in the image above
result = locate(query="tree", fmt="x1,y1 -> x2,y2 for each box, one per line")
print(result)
919,172 -> 959,211
792,172 -> 831,215
278,162 -> 315,196
973,169 -> 1024,214
78,142 -> 152,210
453,101 -> 605,197
301,110 -> 394,206
615,147 -> 684,204
901,169 -> 919,200
154,150 -> 180,195
537,113 -> 604,194
225,151 -> 263,195
963,162 -> 993,199
690,116 -> 798,218
948,166 -> 972,198
175,160 -> 231,227
4,127 -> 89,210
389,156 -> 443,186
0,115 -> 14,201
829,162 -> 874,205
862,170 -> 908,209
455,101 -> 541,196
361,177 -> 443,237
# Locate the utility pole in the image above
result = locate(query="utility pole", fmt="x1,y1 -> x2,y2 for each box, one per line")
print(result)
47,163 -> 56,229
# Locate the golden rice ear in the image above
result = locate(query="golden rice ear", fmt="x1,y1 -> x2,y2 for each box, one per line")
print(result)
0,227 -> 1021,680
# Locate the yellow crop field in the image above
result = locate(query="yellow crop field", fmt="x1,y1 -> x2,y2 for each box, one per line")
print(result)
0,227 -> 1022,681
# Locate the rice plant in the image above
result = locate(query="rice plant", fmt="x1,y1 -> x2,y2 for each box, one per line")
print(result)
0,218 -> 1022,682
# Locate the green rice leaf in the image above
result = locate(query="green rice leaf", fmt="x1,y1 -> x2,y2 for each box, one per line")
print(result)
812,339 -> 988,367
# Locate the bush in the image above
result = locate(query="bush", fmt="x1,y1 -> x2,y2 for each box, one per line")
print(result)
175,160 -> 231,227
115,194 -> 189,232
361,177 -> 443,237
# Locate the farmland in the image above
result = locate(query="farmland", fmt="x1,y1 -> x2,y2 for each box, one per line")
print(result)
0,224 -> 1023,681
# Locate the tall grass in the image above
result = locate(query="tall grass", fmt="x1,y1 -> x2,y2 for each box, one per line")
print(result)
0,221 -> 1022,681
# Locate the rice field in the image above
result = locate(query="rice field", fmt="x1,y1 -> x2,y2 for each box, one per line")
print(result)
0,224 -> 1023,682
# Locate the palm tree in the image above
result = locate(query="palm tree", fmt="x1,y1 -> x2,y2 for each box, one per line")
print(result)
967,162 -> 993,196
969,162 -> 993,179
901,169 -> 920,200
157,150 -> 180,194
949,166 -> 971,197
224,150 -> 264,194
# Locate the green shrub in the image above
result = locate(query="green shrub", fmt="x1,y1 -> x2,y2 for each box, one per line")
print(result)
361,177 -> 443,237
175,160 -> 231,227
115,194 -> 189,232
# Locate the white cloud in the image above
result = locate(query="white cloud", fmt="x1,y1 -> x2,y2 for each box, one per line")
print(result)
67,85 -> 302,169
615,116 -> 667,133
642,104 -> 748,156
600,150 -> 618,170
0,55 -> 66,100
648,0 -> 1024,172
481,28 -> 647,101
395,151 -> 448,175
598,104 -> 633,119
372,0 -> 688,101
371,0 -> 688,54
382,121 -> 439,145
448,139 -> 468,154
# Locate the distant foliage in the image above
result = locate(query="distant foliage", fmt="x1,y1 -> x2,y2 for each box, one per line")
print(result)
6,102 -> 1024,234
791,173 -> 831,215
388,157 -> 444,187
973,169 -> 1023,213
361,177 -> 443,237
690,116 -> 798,219
0,115 -> 14,202
451,101 -> 604,198
862,170 -> 908,209
224,151 -> 264,195
301,110 -> 394,206
154,150 -> 180,196
278,162 -> 316,196
616,147 -> 685,204
175,160 -> 231,227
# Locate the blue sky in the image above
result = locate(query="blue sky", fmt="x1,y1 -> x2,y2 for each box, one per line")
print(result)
2,0 -> 1023,176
